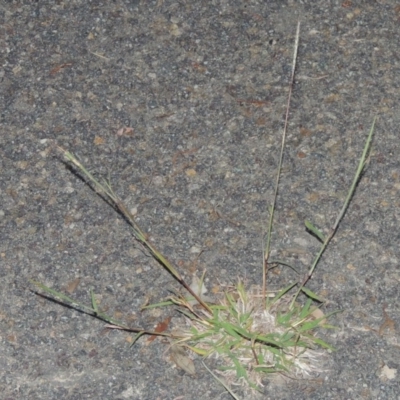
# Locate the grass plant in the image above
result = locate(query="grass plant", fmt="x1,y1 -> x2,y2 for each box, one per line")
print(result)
31,22 -> 376,397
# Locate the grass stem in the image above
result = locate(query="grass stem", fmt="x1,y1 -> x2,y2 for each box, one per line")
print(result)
290,116 -> 377,308
263,21 -> 301,303
58,146 -> 212,313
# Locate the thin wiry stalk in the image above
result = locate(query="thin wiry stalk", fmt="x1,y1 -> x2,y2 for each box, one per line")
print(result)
202,361 -> 241,400
263,21 -> 301,303
291,117 -> 376,308
29,279 -> 178,340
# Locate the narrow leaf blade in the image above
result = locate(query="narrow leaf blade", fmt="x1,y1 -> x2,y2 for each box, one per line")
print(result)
301,286 -> 324,302
305,220 -> 325,242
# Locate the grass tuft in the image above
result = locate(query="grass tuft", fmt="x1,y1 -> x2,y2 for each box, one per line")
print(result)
31,21 -> 377,397
165,280 -> 337,391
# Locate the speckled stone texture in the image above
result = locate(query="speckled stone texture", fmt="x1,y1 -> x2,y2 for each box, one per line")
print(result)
1,1 -> 399,399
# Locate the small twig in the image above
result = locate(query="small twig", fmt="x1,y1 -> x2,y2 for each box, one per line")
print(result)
88,50 -> 110,60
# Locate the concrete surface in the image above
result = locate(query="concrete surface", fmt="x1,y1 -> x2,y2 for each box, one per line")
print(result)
1,1 -> 400,399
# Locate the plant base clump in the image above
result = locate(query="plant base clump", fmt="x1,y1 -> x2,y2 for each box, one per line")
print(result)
169,280 -> 332,391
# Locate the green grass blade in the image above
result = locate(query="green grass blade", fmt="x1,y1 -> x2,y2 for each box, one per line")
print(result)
90,289 -> 99,314
129,331 -> 146,347
239,311 -> 253,326
255,334 -> 283,348
229,324 -> 255,340
272,282 -> 298,304
304,220 -> 325,242
301,334 -> 336,351
228,352 -> 248,380
300,287 -> 324,302
219,321 -> 242,340
224,293 -> 239,319
30,280 -> 95,314
296,318 -> 323,333
298,298 -> 313,319
254,366 -> 279,374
